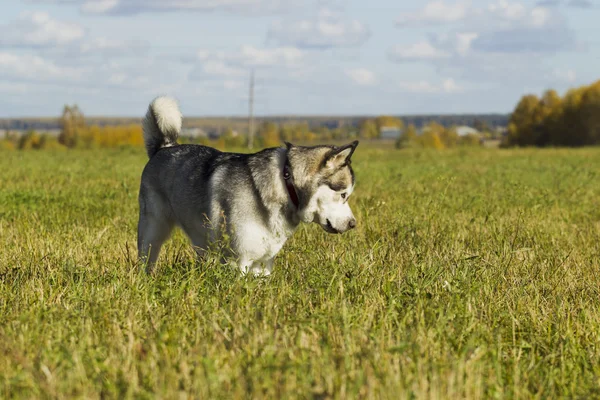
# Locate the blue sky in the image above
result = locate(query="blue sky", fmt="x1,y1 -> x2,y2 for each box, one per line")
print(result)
0,0 -> 597,117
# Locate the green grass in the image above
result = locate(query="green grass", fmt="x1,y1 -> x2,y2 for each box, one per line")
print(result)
1,146 -> 600,399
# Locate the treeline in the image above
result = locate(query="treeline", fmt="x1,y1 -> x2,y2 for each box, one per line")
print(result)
59,105 -> 143,148
506,80 -> 600,147
1,105 -> 144,150
0,113 -> 509,132
210,120 -> 360,149
251,116 -> 406,147
1,126 -> 144,151
0,104 -> 491,151
396,122 -> 481,149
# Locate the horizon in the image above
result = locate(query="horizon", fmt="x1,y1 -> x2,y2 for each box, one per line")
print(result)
0,111 -> 511,120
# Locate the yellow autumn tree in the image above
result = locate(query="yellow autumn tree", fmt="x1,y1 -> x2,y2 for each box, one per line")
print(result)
396,124 -> 418,149
359,119 -> 378,139
259,122 -> 280,148
58,105 -> 86,148
506,80 -> 600,147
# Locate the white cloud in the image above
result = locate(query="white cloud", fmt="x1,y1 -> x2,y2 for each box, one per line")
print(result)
442,78 -> 461,92
81,0 -> 119,14
199,60 -> 245,78
239,46 -> 304,66
346,68 -> 376,86
223,80 -> 243,90
396,1 -> 471,26
0,49 -> 177,95
268,7 -> 370,48
189,45 -> 306,82
397,78 -> 462,93
568,0 -> 593,8
530,6 -> 551,26
428,32 -> 479,56
29,0 -> 302,15
536,0 -> 561,6
194,46 -> 304,69
0,52 -> 85,82
487,1 -> 527,20
389,40 -> 450,61
397,0 -> 564,31
455,32 -> 479,55
390,0 -> 577,90
398,80 -> 438,93
0,10 -> 149,62
0,11 -> 84,47
553,68 -> 577,82
0,81 -> 35,95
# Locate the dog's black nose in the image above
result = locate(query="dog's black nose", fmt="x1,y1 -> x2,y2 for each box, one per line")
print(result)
348,218 -> 357,230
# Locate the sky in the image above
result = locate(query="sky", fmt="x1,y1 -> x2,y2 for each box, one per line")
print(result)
0,0 -> 597,117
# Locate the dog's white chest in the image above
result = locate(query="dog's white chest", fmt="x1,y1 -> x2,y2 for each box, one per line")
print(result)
235,219 -> 294,262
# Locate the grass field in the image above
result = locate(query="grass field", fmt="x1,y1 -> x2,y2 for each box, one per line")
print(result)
1,146 -> 600,399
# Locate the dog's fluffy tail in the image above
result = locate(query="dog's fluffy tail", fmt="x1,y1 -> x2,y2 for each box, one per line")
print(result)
142,96 -> 182,158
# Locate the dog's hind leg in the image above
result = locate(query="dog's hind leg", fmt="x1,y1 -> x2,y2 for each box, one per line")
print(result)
137,212 -> 174,274
179,222 -> 210,264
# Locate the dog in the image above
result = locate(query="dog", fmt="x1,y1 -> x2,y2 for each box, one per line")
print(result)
137,96 -> 359,275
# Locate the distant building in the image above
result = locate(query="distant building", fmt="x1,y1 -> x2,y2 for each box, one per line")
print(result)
455,126 -> 480,136
379,126 -> 403,139
494,126 -> 508,136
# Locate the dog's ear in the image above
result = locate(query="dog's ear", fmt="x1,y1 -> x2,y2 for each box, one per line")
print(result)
324,140 -> 359,169
284,141 -> 293,151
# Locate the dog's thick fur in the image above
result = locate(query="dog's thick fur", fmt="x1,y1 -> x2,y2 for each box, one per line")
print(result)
138,96 -> 358,275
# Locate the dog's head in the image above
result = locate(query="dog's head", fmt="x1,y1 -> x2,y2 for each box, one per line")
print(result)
286,141 -> 359,234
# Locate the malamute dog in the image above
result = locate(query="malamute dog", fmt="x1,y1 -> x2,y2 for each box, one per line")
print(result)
138,97 -> 359,275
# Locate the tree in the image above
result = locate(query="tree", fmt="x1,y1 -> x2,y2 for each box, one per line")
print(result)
459,134 -> 481,147
58,104 -> 86,148
280,125 -> 294,142
535,89 -> 562,146
395,124 -> 418,149
375,116 -> 404,130
577,83 -> 600,146
359,119 -> 378,139
292,123 -> 309,141
507,94 -> 541,147
419,130 -> 445,149
222,127 -> 246,148
421,122 -> 457,148
473,119 -> 490,133
506,79 -> 600,147
259,122 -> 280,148
419,122 -> 446,149
18,130 -> 41,150
314,126 -> 332,141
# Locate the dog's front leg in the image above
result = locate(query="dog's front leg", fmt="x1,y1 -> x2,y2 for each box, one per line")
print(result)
258,259 -> 274,276
235,258 -> 273,276
249,259 -> 274,276
236,258 -> 254,275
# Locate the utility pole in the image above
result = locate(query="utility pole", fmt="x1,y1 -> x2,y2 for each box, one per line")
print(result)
247,69 -> 255,149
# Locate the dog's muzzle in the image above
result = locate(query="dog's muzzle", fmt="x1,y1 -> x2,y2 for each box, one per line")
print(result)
321,218 -> 356,234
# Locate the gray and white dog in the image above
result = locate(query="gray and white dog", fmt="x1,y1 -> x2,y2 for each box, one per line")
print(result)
138,96 -> 359,275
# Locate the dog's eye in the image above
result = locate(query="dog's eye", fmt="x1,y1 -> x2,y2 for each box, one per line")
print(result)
341,193 -> 347,199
